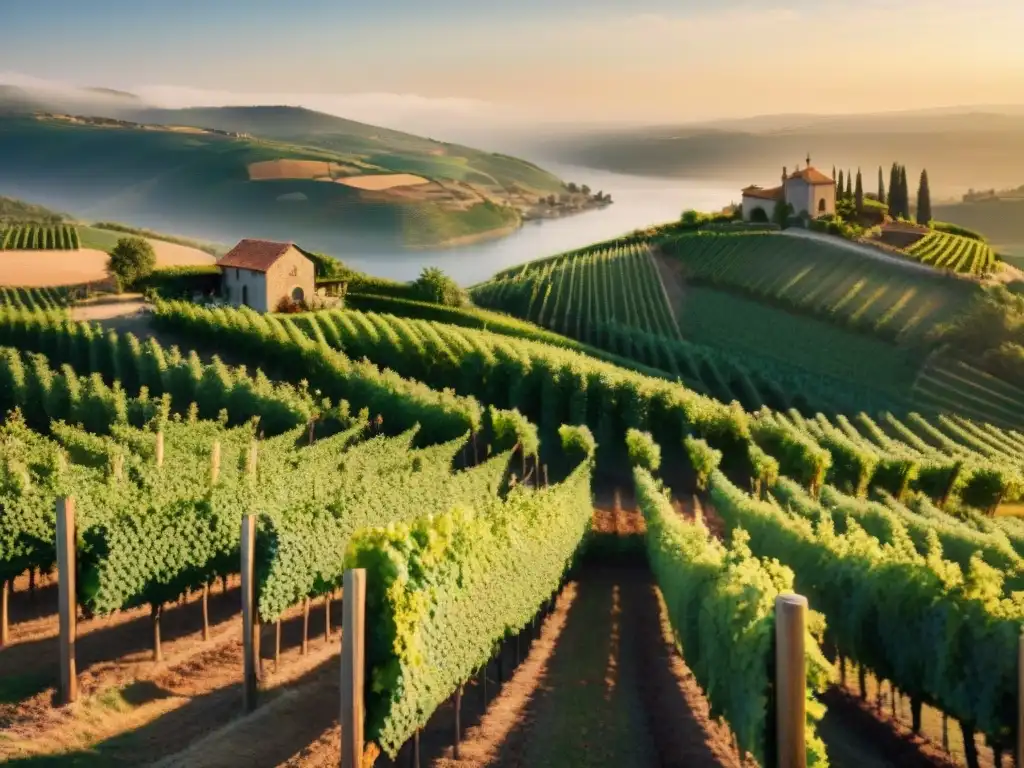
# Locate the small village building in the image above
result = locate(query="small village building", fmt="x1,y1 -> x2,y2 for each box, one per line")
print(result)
741,155 -> 835,222
216,239 -> 315,313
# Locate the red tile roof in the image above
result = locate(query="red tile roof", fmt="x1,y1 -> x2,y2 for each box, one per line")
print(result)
216,239 -> 296,273
741,185 -> 784,201
787,167 -> 833,185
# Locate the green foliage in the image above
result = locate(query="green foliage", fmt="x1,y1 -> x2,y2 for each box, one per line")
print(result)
91,222 -> 223,256
929,286 -> 1024,386
156,302 -> 751,473
346,450 -> 593,757
131,265 -> 221,297
257,431 -> 514,622
411,267 -> 467,307
152,301 -> 486,444
0,286 -> 77,312
488,406 -> 539,457
558,424 -> 596,460
930,220 -> 986,241
751,411 -> 831,493
625,428 -> 661,471
660,231 -> 975,348
0,307 -> 322,436
714,470 -> 1024,745
471,241 -> 681,345
916,169 -> 933,225
0,224 -> 79,251
683,435 -> 722,491
635,466 -> 831,766
107,236 -> 156,289
905,231 -> 997,275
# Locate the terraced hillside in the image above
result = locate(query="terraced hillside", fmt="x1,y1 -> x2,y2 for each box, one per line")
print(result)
904,231 -> 999,275
0,111 -> 587,251
470,242 -> 681,343
913,356 -> 1024,431
661,232 -> 979,343
471,239 -> 922,414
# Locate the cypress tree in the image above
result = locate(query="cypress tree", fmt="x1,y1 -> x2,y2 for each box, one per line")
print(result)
845,171 -> 853,200
889,163 -> 901,218
916,169 -> 932,225
855,169 -> 864,213
899,165 -> 910,220
837,170 -> 845,203
878,166 -> 886,205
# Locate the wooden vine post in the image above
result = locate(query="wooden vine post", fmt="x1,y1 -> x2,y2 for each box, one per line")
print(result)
324,593 -> 332,643
302,596 -> 310,655
775,594 -> 807,768
453,684 -> 463,759
155,430 -> 165,468
241,514 -> 258,713
56,497 -> 78,705
340,568 -> 366,768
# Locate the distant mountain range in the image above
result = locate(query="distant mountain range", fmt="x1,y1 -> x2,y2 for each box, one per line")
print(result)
0,83 -> 600,252
528,106 -> 1024,198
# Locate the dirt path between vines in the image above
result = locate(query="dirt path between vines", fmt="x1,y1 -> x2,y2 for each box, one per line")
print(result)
650,246 -> 687,335
199,555 -> 752,767
456,564 -> 751,768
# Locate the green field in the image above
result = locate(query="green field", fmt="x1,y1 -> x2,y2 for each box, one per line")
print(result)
662,232 -> 979,343
911,357 -> 1024,431
469,242 -> 919,414
472,242 -> 681,343
678,286 -> 923,396
0,223 -> 79,250
904,231 -> 998,274
0,111 -> 569,250
0,285 -> 77,310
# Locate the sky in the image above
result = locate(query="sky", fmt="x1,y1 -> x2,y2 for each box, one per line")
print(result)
2,0 -> 1023,130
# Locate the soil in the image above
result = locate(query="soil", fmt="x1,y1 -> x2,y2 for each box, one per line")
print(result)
336,174 -> 430,191
1,498 -> 995,767
1,579 -> 345,765
0,241 -> 214,287
270,562 -> 754,768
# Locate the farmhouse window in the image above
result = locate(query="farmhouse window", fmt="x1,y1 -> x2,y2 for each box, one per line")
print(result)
235,268 -> 240,278
289,266 -> 298,277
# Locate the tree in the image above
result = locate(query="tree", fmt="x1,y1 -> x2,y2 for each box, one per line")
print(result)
877,167 -> 886,205
888,163 -> 901,217
916,169 -> 932,225
854,169 -> 864,213
772,201 -> 794,229
566,182 -> 578,193
898,165 -> 910,220
412,266 -> 467,307
837,170 -> 845,202
845,171 -> 852,200
581,184 -> 591,196
680,209 -> 704,227
107,236 -> 156,290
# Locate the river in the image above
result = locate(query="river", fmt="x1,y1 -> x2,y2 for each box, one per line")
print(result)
336,164 -> 738,285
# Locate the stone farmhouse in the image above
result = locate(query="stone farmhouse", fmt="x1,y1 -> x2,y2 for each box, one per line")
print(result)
741,156 -> 835,222
216,239 -> 315,313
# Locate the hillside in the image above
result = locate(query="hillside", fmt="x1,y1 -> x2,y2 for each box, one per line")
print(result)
530,111 -> 1024,196
468,228 -> 1024,431
0,107 -> 605,252
933,198 -> 1024,259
